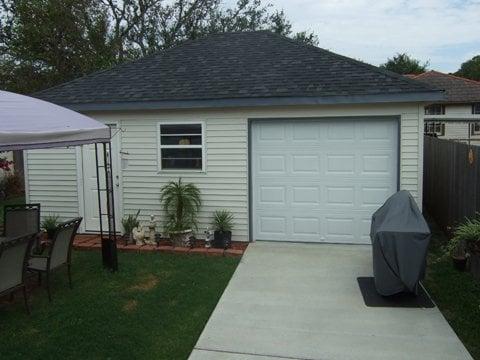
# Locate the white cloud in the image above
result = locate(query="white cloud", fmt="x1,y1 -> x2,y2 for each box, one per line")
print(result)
264,0 -> 480,72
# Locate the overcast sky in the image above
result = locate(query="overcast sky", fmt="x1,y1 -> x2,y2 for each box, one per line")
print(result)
259,0 -> 480,73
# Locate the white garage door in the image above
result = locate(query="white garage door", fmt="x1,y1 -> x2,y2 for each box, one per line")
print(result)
251,118 -> 398,244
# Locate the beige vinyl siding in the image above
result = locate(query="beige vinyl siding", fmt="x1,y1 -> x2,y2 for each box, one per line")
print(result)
25,148 -> 80,221
25,102 -> 424,241
115,116 -> 248,242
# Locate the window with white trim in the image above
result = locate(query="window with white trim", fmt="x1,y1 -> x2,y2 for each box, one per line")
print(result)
158,123 -> 204,170
424,104 -> 445,115
424,121 -> 445,136
473,103 -> 480,114
471,122 -> 480,136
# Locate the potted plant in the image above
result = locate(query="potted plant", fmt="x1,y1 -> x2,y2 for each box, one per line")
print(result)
121,210 -> 140,244
160,178 -> 201,247
41,215 -> 59,239
451,216 -> 480,278
212,209 -> 234,249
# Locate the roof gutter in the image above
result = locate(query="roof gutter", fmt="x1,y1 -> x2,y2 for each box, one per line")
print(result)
57,91 -> 445,112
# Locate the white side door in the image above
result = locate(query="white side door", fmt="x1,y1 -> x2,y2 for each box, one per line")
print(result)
82,125 -> 121,232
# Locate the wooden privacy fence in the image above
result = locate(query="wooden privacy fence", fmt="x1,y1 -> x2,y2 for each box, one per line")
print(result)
423,135 -> 480,234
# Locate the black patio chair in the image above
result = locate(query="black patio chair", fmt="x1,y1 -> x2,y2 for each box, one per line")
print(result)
4,203 -> 41,253
27,217 -> 82,302
3,203 -> 41,238
0,233 -> 38,314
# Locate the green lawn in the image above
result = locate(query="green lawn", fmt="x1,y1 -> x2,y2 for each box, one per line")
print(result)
0,250 -> 239,360
424,221 -> 480,359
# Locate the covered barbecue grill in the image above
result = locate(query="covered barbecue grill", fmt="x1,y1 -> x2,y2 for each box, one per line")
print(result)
370,190 -> 431,296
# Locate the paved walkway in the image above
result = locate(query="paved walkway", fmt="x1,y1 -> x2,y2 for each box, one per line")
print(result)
190,241 -> 472,360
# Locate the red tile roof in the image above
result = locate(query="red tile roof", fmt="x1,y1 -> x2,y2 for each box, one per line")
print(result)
405,71 -> 480,103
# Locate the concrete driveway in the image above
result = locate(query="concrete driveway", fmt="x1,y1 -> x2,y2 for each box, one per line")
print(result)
189,242 -> 472,360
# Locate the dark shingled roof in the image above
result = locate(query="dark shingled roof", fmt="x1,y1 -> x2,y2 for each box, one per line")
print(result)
406,71 -> 480,103
34,31 -> 441,110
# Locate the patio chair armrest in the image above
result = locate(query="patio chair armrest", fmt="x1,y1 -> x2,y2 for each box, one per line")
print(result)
29,254 -> 49,259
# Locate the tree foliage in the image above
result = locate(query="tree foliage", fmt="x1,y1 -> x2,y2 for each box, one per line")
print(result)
380,53 -> 429,75
455,55 -> 480,81
0,0 -> 318,94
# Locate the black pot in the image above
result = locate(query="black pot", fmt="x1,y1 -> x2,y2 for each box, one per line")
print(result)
469,253 -> 480,280
452,256 -> 467,272
213,231 -> 232,249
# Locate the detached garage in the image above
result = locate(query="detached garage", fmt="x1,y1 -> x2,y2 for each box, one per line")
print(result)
26,31 -> 443,243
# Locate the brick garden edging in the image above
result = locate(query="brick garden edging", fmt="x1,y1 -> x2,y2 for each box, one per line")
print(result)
73,234 -> 247,257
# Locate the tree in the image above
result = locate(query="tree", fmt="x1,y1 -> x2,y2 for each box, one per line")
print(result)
0,0 -> 114,94
380,53 -> 429,75
455,55 -> 480,81
0,0 -> 318,94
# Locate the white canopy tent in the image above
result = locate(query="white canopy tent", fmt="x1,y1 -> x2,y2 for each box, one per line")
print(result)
0,90 -> 110,151
0,90 -> 117,270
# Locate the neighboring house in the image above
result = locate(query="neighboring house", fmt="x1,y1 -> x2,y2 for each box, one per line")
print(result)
406,71 -> 480,143
26,31 -> 442,244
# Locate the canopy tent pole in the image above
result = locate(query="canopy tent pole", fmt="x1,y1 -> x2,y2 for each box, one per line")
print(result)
95,142 -> 118,271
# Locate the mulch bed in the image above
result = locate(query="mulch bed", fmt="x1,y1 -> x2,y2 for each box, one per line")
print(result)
73,234 -> 248,257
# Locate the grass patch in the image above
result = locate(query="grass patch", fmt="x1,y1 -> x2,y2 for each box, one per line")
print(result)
0,250 -> 239,360
424,221 -> 480,359
0,196 -> 25,225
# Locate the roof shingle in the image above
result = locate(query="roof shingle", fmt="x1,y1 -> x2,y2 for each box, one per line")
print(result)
407,71 -> 480,103
34,31 -> 440,108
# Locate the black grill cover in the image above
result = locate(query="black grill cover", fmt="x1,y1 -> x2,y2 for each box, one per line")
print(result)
370,190 -> 431,296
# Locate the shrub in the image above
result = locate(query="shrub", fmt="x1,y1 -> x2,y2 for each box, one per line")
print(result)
121,210 -> 140,236
448,216 -> 480,256
0,172 -> 24,199
160,178 -> 201,233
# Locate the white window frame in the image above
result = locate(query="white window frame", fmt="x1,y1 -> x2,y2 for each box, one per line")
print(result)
473,103 -> 480,115
471,122 -> 480,136
424,104 -> 445,116
424,121 -> 445,136
157,121 -> 206,172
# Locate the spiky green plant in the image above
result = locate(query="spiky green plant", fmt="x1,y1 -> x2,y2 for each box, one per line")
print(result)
448,215 -> 480,256
121,209 -> 140,236
212,209 -> 234,232
160,178 -> 201,233
41,215 -> 60,239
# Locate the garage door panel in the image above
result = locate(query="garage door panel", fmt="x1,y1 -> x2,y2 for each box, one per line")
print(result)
326,186 -> 355,206
326,155 -> 355,174
257,155 -> 286,174
361,121 -> 396,140
259,185 -> 286,205
252,118 -> 398,244
292,186 -> 320,205
360,186 -> 393,208
292,155 -> 320,173
258,123 -> 286,141
258,216 -> 287,236
293,122 -> 320,141
361,154 -> 394,175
